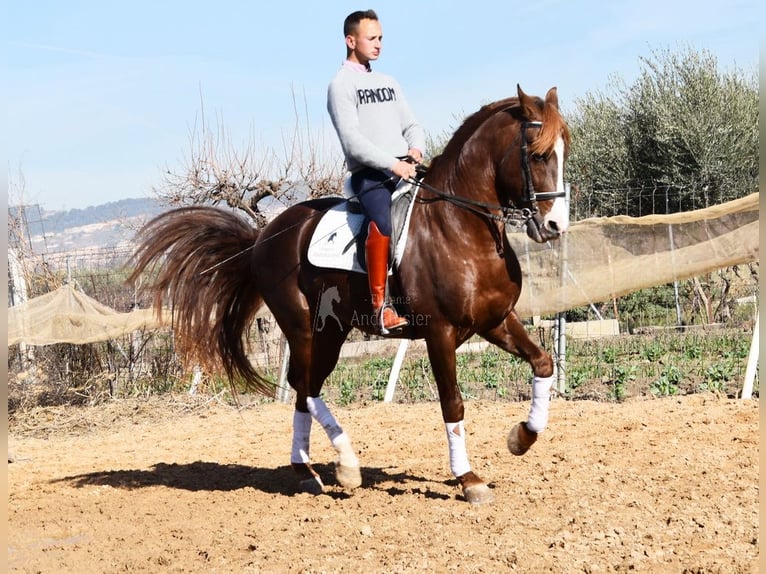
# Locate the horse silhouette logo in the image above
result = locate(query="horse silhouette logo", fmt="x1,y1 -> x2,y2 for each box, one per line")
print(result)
315,285 -> 343,332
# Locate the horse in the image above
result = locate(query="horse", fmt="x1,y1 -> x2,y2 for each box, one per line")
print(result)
129,85 -> 570,505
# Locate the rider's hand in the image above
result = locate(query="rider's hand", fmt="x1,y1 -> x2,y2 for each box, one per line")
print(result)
391,159 -> 417,180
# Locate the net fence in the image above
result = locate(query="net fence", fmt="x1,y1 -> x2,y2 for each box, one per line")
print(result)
8,192 -> 759,346
511,192 -> 759,318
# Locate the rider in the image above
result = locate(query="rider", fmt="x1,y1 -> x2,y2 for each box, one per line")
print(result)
327,9 -> 425,334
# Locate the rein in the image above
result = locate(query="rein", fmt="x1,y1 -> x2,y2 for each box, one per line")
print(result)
200,116 -> 564,274
408,178 -> 535,228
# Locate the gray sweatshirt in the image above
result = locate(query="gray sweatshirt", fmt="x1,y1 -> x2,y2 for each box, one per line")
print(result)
327,62 -> 425,174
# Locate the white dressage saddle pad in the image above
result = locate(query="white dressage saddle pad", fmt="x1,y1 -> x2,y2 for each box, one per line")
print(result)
306,181 -> 418,274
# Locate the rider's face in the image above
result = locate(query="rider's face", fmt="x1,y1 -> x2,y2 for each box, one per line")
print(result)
346,19 -> 382,65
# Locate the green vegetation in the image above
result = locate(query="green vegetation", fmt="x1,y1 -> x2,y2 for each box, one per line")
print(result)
10,310 -> 755,411
317,327 -> 756,406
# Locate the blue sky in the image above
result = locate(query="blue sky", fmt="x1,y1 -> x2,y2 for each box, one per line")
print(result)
6,0 -> 760,211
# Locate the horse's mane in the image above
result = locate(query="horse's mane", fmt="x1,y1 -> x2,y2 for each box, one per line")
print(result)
430,95 -> 570,172
529,96 -> 571,155
432,98 -> 517,168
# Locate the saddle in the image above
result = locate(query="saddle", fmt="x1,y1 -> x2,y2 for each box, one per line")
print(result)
306,178 -> 419,274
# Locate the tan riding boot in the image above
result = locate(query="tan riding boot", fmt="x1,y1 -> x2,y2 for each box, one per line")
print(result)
366,221 -> 409,334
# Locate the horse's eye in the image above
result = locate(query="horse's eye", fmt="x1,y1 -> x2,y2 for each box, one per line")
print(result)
531,153 -> 547,162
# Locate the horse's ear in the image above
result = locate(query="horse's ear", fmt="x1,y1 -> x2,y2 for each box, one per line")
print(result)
545,87 -> 559,110
516,84 -> 537,120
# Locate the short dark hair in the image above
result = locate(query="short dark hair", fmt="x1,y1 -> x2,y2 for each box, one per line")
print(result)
343,9 -> 378,37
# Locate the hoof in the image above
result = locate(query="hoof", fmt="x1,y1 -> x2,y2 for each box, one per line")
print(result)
458,471 -> 495,505
298,476 -> 325,495
292,462 -> 325,494
463,483 -> 495,505
507,422 -> 538,456
335,463 -> 362,489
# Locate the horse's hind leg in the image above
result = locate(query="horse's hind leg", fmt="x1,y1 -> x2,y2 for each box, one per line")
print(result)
287,324 -> 361,493
480,310 -> 555,456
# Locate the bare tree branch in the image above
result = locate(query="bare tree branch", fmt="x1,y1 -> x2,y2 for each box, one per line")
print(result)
153,87 -> 345,228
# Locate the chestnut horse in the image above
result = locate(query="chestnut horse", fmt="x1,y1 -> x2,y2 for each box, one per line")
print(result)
129,85 -> 570,505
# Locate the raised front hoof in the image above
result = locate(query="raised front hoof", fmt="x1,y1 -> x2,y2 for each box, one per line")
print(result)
292,462 -> 325,495
507,422 -> 538,456
335,463 -> 362,489
458,472 -> 495,505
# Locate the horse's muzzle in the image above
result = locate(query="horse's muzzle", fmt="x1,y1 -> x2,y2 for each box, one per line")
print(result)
525,214 -> 562,243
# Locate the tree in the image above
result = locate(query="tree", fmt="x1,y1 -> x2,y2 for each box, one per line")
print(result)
566,46 -> 758,217
154,91 -> 346,227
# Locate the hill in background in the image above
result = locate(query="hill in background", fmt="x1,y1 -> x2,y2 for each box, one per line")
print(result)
12,198 -> 166,253
41,198 -> 166,235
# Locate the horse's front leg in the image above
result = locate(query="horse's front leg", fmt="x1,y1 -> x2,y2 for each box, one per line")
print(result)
481,310 -> 555,456
426,330 -> 495,505
290,407 -> 326,494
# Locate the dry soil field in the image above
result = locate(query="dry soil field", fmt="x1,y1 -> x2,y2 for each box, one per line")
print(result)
8,393 -> 759,573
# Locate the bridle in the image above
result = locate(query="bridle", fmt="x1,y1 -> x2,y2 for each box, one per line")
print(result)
408,118 -> 566,228
517,120 -> 567,204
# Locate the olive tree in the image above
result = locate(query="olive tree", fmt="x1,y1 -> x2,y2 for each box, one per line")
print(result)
566,46 -> 758,217
564,46 -> 758,327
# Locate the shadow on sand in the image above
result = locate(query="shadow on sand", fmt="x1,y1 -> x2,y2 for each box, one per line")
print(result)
54,461 -> 458,500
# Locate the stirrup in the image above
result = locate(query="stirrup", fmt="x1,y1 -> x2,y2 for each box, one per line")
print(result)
377,303 -> 409,335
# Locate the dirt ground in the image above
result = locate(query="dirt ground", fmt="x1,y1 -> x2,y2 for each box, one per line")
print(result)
8,393 -> 760,573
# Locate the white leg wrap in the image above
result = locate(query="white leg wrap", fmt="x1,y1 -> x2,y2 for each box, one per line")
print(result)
306,396 -> 342,440
445,421 -> 471,477
527,375 -> 554,433
290,410 -> 312,464
306,397 -> 359,467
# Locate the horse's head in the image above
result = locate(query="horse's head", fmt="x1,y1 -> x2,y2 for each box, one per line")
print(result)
495,85 -> 571,243
428,85 -> 571,244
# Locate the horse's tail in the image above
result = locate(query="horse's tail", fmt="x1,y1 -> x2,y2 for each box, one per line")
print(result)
128,206 -> 274,396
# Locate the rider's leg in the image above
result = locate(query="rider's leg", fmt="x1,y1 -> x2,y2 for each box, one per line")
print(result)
366,221 -> 408,333
351,169 -> 408,334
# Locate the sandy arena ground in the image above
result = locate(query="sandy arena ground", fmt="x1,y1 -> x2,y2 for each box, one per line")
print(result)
8,394 -> 759,573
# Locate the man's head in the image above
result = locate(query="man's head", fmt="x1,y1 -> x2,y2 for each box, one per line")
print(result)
343,9 -> 382,65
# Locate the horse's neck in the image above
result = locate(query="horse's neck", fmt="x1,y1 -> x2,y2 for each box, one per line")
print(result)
410,169 -> 502,253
